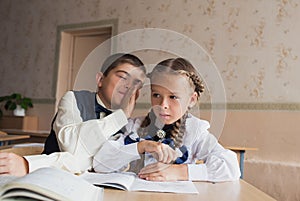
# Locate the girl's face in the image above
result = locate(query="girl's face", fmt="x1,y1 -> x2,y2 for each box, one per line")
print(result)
150,73 -> 198,125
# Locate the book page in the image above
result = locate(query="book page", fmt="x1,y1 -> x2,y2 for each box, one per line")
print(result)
80,172 -> 135,190
80,172 -> 198,194
130,178 -> 199,194
0,175 -> 17,188
0,168 -> 103,201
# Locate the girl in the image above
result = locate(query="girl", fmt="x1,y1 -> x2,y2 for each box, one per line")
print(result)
93,58 -> 240,182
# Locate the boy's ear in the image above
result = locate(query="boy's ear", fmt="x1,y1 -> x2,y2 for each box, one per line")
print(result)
188,92 -> 198,108
96,72 -> 104,88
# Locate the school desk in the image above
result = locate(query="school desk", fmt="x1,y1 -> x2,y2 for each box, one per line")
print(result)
225,146 -> 258,179
0,143 -> 44,156
0,134 -> 30,146
1,129 -> 48,143
102,179 -> 275,201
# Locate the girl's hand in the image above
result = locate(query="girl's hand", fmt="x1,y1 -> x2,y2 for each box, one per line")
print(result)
0,152 -> 29,176
137,141 -> 178,163
138,162 -> 188,181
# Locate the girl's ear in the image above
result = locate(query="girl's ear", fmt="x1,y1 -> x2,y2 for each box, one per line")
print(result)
188,92 -> 198,108
96,72 -> 104,88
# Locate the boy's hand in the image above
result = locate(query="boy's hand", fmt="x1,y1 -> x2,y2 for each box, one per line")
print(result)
137,141 -> 178,164
0,152 -> 29,176
119,84 -> 140,118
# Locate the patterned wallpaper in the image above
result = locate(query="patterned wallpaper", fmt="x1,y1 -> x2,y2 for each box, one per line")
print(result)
0,0 -> 299,106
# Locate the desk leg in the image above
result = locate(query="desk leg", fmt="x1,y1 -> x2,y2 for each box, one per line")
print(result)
0,141 -> 8,146
239,150 -> 245,179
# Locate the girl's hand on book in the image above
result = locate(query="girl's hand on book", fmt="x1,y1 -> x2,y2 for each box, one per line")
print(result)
138,162 -> 188,181
0,152 -> 29,176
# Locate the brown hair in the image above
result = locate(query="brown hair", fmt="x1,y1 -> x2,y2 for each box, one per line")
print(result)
101,53 -> 145,76
148,58 -> 204,97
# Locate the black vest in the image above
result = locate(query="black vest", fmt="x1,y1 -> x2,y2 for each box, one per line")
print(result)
42,91 -> 97,154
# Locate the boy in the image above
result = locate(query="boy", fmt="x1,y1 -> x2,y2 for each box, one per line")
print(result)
0,53 -> 177,176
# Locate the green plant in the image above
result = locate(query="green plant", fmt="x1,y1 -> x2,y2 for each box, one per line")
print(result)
0,93 -> 33,117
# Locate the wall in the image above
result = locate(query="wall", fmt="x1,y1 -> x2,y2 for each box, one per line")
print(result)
221,111 -> 300,201
1,1 -> 300,200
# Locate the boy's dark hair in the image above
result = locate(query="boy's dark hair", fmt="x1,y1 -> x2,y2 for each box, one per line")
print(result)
101,53 -> 146,76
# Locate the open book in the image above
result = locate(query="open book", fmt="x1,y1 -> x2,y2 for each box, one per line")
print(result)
80,172 -> 199,194
0,168 -> 103,201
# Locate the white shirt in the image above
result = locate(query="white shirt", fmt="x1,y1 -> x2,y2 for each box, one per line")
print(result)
24,91 -> 128,174
93,114 -> 241,182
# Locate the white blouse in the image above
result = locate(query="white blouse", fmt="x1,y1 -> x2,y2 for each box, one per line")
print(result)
93,114 -> 241,182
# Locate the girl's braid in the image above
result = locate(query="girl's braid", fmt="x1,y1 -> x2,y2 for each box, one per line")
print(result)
138,112 -> 151,138
187,72 -> 205,97
177,70 -> 204,97
170,112 -> 188,148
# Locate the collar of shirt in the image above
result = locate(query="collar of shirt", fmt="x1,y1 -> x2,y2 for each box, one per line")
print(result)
96,93 -> 116,119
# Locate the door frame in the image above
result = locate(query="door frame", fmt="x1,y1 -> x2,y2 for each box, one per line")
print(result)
51,19 -> 118,106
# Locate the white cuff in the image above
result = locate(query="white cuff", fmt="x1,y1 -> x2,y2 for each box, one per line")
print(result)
24,153 -> 82,174
103,109 -> 128,139
187,164 -> 208,181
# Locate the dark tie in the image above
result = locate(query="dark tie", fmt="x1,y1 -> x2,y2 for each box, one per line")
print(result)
95,100 -> 112,119
94,98 -> 123,135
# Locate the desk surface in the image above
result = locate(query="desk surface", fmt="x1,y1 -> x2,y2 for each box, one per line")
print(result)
0,134 -> 30,142
0,176 -> 274,201
225,146 -> 258,151
103,179 -> 275,201
1,129 -> 49,137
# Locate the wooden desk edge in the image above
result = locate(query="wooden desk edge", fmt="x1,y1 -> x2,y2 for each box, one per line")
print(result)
1,129 -> 49,137
240,179 -> 276,200
225,146 -> 258,151
103,179 -> 276,201
0,134 -> 30,140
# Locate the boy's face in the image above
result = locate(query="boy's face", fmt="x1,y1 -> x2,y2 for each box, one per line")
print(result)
97,63 -> 146,108
150,73 -> 198,125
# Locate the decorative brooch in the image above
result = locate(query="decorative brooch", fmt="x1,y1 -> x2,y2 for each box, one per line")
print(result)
156,129 -> 166,139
